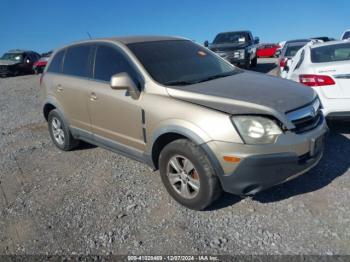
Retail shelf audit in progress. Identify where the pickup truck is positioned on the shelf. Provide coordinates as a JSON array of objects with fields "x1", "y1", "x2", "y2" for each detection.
[{"x1": 204, "y1": 31, "x2": 259, "y2": 69}]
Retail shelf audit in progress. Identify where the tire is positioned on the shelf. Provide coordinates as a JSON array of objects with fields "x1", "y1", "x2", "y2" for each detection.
[
  {"x1": 251, "y1": 56, "x2": 258, "y2": 67},
  {"x1": 48, "y1": 109, "x2": 79, "y2": 151},
  {"x1": 243, "y1": 58, "x2": 251, "y2": 69},
  {"x1": 159, "y1": 139, "x2": 222, "y2": 210}
]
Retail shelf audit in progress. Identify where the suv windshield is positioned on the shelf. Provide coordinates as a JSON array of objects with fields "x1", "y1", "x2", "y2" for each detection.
[
  {"x1": 213, "y1": 32, "x2": 249, "y2": 44},
  {"x1": 311, "y1": 43, "x2": 350, "y2": 63},
  {"x1": 1, "y1": 53, "x2": 23, "y2": 62},
  {"x1": 127, "y1": 40, "x2": 237, "y2": 85}
]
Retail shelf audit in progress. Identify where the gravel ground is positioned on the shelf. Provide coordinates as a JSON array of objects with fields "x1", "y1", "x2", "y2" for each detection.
[{"x1": 0, "y1": 62, "x2": 349, "y2": 255}]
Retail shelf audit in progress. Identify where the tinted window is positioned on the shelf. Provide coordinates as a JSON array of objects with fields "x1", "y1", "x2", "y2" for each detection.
[
  {"x1": 343, "y1": 32, "x2": 350, "y2": 40},
  {"x1": 213, "y1": 32, "x2": 250, "y2": 44},
  {"x1": 62, "y1": 45, "x2": 92, "y2": 77},
  {"x1": 94, "y1": 45, "x2": 139, "y2": 83},
  {"x1": 1, "y1": 53, "x2": 23, "y2": 62},
  {"x1": 294, "y1": 50, "x2": 305, "y2": 70},
  {"x1": 47, "y1": 50, "x2": 65, "y2": 73},
  {"x1": 128, "y1": 40, "x2": 236, "y2": 85},
  {"x1": 311, "y1": 43, "x2": 350, "y2": 63},
  {"x1": 284, "y1": 44, "x2": 306, "y2": 57}
]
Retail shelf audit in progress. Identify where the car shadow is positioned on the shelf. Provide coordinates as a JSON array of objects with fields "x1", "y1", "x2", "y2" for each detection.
[
  {"x1": 208, "y1": 121, "x2": 350, "y2": 210},
  {"x1": 74, "y1": 141, "x2": 97, "y2": 151}
]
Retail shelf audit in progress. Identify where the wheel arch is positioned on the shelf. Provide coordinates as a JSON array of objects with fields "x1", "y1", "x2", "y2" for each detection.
[
  {"x1": 149, "y1": 125, "x2": 216, "y2": 170},
  {"x1": 42, "y1": 98, "x2": 65, "y2": 122}
]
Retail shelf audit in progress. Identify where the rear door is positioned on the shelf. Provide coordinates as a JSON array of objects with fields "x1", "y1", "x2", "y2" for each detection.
[{"x1": 55, "y1": 44, "x2": 94, "y2": 132}]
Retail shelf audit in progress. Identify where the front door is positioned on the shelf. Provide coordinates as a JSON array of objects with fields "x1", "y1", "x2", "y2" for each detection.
[{"x1": 88, "y1": 44, "x2": 145, "y2": 151}]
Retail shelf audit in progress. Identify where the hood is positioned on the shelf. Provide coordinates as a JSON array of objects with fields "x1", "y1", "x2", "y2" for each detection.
[
  {"x1": 209, "y1": 43, "x2": 249, "y2": 52},
  {"x1": 0, "y1": 60, "x2": 20, "y2": 66},
  {"x1": 166, "y1": 71, "x2": 316, "y2": 123}
]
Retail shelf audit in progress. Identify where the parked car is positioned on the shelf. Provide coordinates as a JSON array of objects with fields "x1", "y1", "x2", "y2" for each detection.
[
  {"x1": 341, "y1": 29, "x2": 350, "y2": 40},
  {"x1": 41, "y1": 36, "x2": 327, "y2": 210},
  {"x1": 257, "y1": 43, "x2": 280, "y2": 58},
  {"x1": 285, "y1": 40, "x2": 350, "y2": 120},
  {"x1": 0, "y1": 49, "x2": 40, "y2": 77},
  {"x1": 278, "y1": 39, "x2": 312, "y2": 77},
  {"x1": 311, "y1": 36, "x2": 335, "y2": 42},
  {"x1": 275, "y1": 41, "x2": 286, "y2": 57},
  {"x1": 33, "y1": 51, "x2": 52, "y2": 74},
  {"x1": 204, "y1": 31, "x2": 259, "y2": 69}
]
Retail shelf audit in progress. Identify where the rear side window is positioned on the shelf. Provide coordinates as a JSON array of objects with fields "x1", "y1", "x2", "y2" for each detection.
[
  {"x1": 294, "y1": 50, "x2": 305, "y2": 71},
  {"x1": 342, "y1": 31, "x2": 350, "y2": 40},
  {"x1": 285, "y1": 44, "x2": 305, "y2": 57},
  {"x1": 94, "y1": 45, "x2": 139, "y2": 83},
  {"x1": 311, "y1": 43, "x2": 350, "y2": 63},
  {"x1": 47, "y1": 50, "x2": 65, "y2": 73},
  {"x1": 63, "y1": 45, "x2": 93, "y2": 77}
]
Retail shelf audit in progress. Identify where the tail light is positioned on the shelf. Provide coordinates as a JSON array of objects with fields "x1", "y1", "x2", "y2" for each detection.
[
  {"x1": 299, "y1": 74, "x2": 335, "y2": 87},
  {"x1": 39, "y1": 72, "x2": 45, "y2": 87},
  {"x1": 279, "y1": 58, "x2": 287, "y2": 68}
]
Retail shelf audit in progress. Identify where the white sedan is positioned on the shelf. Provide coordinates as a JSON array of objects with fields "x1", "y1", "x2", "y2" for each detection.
[{"x1": 285, "y1": 40, "x2": 350, "y2": 119}]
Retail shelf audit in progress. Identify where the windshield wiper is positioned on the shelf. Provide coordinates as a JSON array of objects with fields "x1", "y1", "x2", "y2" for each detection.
[
  {"x1": 195, "y1": 72, "x2": 236, "y2": 84},
  {"x1": 164, "y1": 72, "x2": 236, "y2": 86},
  {"x1": 164, "y1": 80, "x2": 197, "y2": 86}
]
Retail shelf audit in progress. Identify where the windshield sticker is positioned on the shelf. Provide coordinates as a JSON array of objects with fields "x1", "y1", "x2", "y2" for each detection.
[{"x1": 238, "y1": 37, "x2": 245, "y2": 43}]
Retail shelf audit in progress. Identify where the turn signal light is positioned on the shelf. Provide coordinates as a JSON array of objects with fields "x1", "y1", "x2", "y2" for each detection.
[{"x1": 223, "y1": 156, "x2": 241, "y2": 163}]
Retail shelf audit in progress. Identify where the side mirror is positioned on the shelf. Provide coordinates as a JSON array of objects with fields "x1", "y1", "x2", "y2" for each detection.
[
  {"x1": 284, "y1": 65, "x2": 290, "y2": 72},
  {"x1": 110, "y1": 72, "x2": 140, "y2": 100},
  {"x1": 204, "y1": 40, "x2": 209, "y2": 47},
  {"x1": 254, "y1": 37, "x2": 260, "y2": 44}
]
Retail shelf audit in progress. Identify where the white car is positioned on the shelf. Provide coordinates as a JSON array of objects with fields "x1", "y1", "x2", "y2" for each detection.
[
  {"x1": 286, "y1": 40, "x2": 350, "y2": 119},
  {"x1": 341, "y1": 29, "x2": 350, "y2": 40}
]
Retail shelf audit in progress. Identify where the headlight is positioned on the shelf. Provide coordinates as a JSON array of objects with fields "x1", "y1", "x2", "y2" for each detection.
[
  {"x1": 234, "y1": 49, "x2": 245, "y2": 59},
  {"x1": 232, "y1": 116, "x2": 282, "y2": 144}
]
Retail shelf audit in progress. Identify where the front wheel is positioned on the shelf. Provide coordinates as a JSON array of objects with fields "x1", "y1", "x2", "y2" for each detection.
[
  {"x1": 159, "y1": 139, "x2": 222, "y2": 210},
  {"x1": 251, "y1": 56, "x2": 258, "y2": 67}
]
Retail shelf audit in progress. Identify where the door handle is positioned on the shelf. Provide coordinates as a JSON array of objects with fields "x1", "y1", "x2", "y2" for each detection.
[
  {"x1": 90, "y1": 92, "x2": 98, "y2": 101},
  {"x1": 56, "y1": 85, "x2": 63, "y2": 92}
]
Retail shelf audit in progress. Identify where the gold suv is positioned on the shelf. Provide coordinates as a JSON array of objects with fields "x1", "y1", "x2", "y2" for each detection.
[{"x1": 41, "y1": 36, "x2": 327, "y2": 210}]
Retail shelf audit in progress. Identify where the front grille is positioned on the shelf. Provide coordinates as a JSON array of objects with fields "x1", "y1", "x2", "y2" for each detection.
[
  {"x1": 292, "y1": 112, "x2": 322, "y2": 134},
  {"x1": 0, "y1": 66, "x2": 7, "y2": 72},
  {"x1": 286, "y1": 98, "x2": 323, "y2": 134}
]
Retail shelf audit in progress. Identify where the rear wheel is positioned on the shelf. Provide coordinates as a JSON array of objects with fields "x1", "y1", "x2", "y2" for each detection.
[
  {"x1": 48, "y1": 109, "x2": 79, "y2": 151},
  {"x1": 159, "y1": 139, "x2": 222, "y2": 210}
]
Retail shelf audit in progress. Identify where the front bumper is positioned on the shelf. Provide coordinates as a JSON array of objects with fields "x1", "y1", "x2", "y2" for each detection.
[
  {"x1": 215, "y1": 52, "x2": 247, "y2": 64},
  {"x1": 0, "y1": 68, "x2": 10, "y2": 76},
  {"x1": 205, "y1": 119, "x2": 328, "y2": 195}
]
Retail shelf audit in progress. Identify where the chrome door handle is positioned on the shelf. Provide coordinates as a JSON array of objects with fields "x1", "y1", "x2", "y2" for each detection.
[
  {"x1": 56, "y1": 85, "x2": 63, "y2": 92},
  {"x1": 90, "y1": 92, "x2": 98, "y2": 101}
]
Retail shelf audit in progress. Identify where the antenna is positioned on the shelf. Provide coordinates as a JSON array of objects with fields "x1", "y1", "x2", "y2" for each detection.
[{"x1": 87, "y1": 32, "x2": 92, "y2": 39}]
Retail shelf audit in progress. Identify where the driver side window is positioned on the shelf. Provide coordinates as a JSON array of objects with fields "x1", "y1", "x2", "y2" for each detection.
[{"x1": 94, "y1": 44, "x2": 140, "y2": 87}]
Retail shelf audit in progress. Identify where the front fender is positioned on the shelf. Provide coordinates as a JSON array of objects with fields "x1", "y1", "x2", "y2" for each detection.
[{"x1": 148, "y1": 119, "x2": 212, "y2": 152}]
